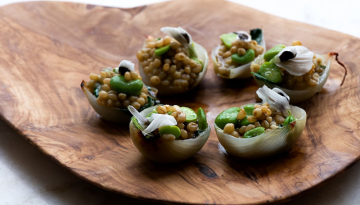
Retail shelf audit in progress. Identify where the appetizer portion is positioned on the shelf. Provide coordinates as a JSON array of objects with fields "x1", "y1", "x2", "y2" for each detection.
[
  {"x1": 215, "y1": 85, "x2": 306, "y2": 159},
  {"x1": 251, "y1": 41, "x2": 347, "y2": 103},
  {"x1": 81, "y1": 60, "x2": 159, "y2": 123},
  {"x1": 137, "y1": 27, "x2": 208, "y2": 95},
  {"x1": 212, "y1": 28, "x2": 265, "y2": 79},
  {"x1": 129, "y1": 104, "x2": 210, "y2": 163}
]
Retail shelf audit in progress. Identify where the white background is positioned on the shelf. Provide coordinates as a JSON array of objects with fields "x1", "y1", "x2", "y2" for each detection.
[
  {"x1": 0, "y1": 0, "x2": 358, "y2": 38},
  {"x1": 1, "y1": 0, "x2": 360, "y2": 204}
]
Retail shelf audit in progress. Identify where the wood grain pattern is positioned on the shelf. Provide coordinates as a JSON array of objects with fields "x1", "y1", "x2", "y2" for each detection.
[{"x1": 0, "y1": 0, "x2": 359, "y2": 204}]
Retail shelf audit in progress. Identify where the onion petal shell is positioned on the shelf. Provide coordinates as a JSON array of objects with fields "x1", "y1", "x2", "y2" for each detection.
[
  {"x1": 252, "y1": 53, "x2": 331, "y2": 103},
  {"x1": 215, "y1": 105, "x2": 306, "y2": 159},
  {"x1": 129, "y1": 106, "x2": 211, "y2": 163},
  {"x1": 212, "y1": 34, "x2": 266, "y2": 79},
  {"x1": 81, "y1": 81, "x2": 158, "y2": 123}
]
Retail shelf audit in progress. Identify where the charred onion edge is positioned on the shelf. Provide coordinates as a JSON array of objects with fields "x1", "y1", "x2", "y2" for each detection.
[
  {"x1": 289, "y1": 121, "x2": 296, "y2": 129},
  {"x1": 329, "y1": 52, "x2": 347, "y2": 86}
]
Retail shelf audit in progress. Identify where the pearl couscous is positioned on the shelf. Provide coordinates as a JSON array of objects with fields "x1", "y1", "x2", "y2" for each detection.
[{"x1": 137, "y1": 36, "x2": 203, "y2": 90}]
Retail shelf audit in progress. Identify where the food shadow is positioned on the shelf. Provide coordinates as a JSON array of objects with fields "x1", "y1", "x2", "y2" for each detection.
[
  {"x1": 219, "y1": 142, "x2": 307, "y2": 181},
  {"x1": 85, "y1": 115, "x2": 131, "y2": 138},
  {"x1": 131, "y1": 154, "x2": 203, "y2": 180}
]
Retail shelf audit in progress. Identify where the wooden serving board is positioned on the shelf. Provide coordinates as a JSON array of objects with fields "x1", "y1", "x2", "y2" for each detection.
[{"x1": 0, "y1": 0, "x2": 359, "y2": 204}]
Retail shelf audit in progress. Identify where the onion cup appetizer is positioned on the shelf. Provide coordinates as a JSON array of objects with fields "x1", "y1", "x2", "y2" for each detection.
[
  {"x1": 214, "y1": 85, "x2": 306, "y2": 159},
  {"x1": 81, "y1": 60, "x2": 159, "y2": 123},
  {"x1": 251, "y1": 41, "x2": 347, "y2": 103},
  {"x1": 137, "y1": 27, "x2": 209, "y2": 95},
  {"x1": 128, "y1": 104, "x2": 210, "y2": 163},
  {"x1": 212, "y1": 28, "x2": 266, "y2": 79}
]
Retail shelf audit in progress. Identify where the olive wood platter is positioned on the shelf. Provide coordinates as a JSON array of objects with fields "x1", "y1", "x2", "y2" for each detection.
[{"x1": 0, "y1": 0, "x2": 359, "y2": 204}]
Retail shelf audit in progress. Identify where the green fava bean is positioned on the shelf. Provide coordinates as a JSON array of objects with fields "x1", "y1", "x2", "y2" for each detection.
[
  {"x1": 264, "y1": 44, "x2": 286, "y2": 62},
  {"x1": 220, "y1": 33, "x2": 238, "y2": 48},
  {"x1": 197, "y1": 107, "x2": 208, "y2": 130},
  {"x1": 110, "y1": 75, "x2": 143, "y2": 96},
  {"x1": 243, "y1": 104, "x2": 255, "y2": 115},
  {"x1": 283, "y1": 115, "x2": 296, "y2": 126},
  {"x1": 215, "y1": 107, "x2": 240, "y2": 129},
  {"x1": 155, "y1": 44, "x2": 171, "y2": 56},
  {"x1": 231, "y1": 49, "x2": 255, "y2": 65},
  {"x1": 259, "y1": 62, "x2": 283, "y2": 83},
  {"x1": 239, "y1": 104, "x2": 254, "y2": 126},
  {"x1": 159, "y1": 126, "x2": 181, "y2": 139},
  {"x1": 181, "y1": 107, "x2": 197, "y2": 122},
  {"x1": 243, "y1": 127, "x2": 265, "y2": 138},
  {"x1": 239, "y1": 118, "x2": 251, "y2": 126}
]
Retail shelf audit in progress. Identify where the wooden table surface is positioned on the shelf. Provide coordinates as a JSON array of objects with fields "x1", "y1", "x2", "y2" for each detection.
[{"x1": 0, "y1": 0, "x2": 359, "y2": 204}]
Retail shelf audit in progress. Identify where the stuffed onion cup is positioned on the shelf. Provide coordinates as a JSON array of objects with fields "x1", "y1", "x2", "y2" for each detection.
[
  {"x1": 81, "y1": 60, "x2": 159, "y2": 123},
  {"x1": 251, "y1": 41, "x2": 347, "y2": 103},
  {"x1": 129, "y1": 104, "x2": 210, "y2": 163},
  {"x1": 215, "y1": 85, "x2": 306, "y2": 159},
  {"x1": 137, "y1": 27, "x2": 209, "y2": 95},
  {"x1": 212, "y1": 28, "x2": 266, "y2": 79}
]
